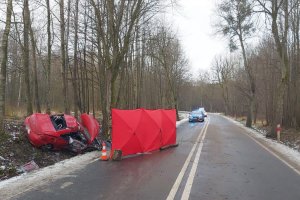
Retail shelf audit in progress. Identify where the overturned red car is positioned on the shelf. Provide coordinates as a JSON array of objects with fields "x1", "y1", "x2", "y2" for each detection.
[{"x1": 24, "y1": 113, "x2": 101, "y2": 153}]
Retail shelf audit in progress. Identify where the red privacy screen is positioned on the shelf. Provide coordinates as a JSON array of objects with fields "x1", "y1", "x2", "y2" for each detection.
[{"x1": 111, "y1": 109, "x2": 176, "y2": 157}]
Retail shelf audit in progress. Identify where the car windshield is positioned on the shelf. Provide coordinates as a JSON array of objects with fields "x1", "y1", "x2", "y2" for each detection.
[
  {"x1": 50, "y1": 115, "x2": 67, "y2": 130},
  {"x1": 191, "y1": 111, "x2": 202, "y2": 115}
]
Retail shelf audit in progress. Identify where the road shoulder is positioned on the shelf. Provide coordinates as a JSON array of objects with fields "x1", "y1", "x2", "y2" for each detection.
[{"x1": 218, "y1": 113, "x2": 300, "y2": 176}]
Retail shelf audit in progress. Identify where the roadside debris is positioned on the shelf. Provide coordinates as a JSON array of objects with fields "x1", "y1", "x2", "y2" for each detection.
[
  {"x1": 111, "y1": 150, "x2": 122, "y2": 161},
  {"x1": 160, "y1": 143, "x2": 179, "y2": 151},
  {"x1": 19, "y1": 160, "x2": 39, "y2": 173},
  {"x1": 0, "y1": 156, "x2": 6, "y2": 161}
]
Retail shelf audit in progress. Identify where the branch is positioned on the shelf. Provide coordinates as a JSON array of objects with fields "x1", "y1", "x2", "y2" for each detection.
[{"x1": 256, "y1": 0, "x2": 272, "y2": 15}]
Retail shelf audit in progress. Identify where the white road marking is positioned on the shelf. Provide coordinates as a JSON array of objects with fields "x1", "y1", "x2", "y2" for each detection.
[
  {"x1": 166, "y1": 118, "x2": 210, "y2": 200},
  {"x1": 221, "y1": 114, "x2": 300, "y2": 176},
  {"x1": 181, "y1": 119, "x2": 209, "y2": 200},
  {"x1": 60, "y1": 181, "x2": 73, "y2": 189},
  {"x1": 240, "y1": 128, "x2": 300, "y2": 176}
]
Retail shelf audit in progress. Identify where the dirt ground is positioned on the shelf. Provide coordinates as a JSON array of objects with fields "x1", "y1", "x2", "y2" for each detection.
[
  {"x1": 235, "y1": 117, "x2": 300, "y2": 152},
  {"x1": 280, "y1": 129, "x2": 300, "y2": 151}
]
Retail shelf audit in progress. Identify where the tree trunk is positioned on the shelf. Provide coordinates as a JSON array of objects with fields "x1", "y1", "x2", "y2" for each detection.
[
  {"x1": 29, "y1": 16, "x2": 41, "y2": 113},
  {"x1": 60, "y1": 0, "x2": 69, "y2": 114},
  {"x1": 239, "y1": 33, "x2": 255, "y2": 128},
  {"x1": 17, "y1": 74, "x2": 22, "y2": 108},
  {"x1": 246, "y1": 97, "x2": 255, "y2": 127},
  {"x1": 90, "y1": 0, "x2": 109, "y2": 137},
  {"x1": 268, "y1": 1, "x2": 290, "y2": 137},
  {"x1": 23, "y1": 0, "x2": 33, "y2": 116},
  {"x1": 0, "y1": 0, "x2": 13, "y2": 133},
  {"x1": 91, "y1": 36, "x2": 95, "y2": 117},
  {"x1": 65, "y1": 0, "x2": 71, "y2": 114},
  {"x1": 72, "y1": 0, "x2": 81, "y2": 118},
  {"x1": 83, "y1": 2, "x2": 89, "y2": 113},
  {"x1": 221, "y1": 84, "x2": 230, "y2": 115},
  {"x1": 92, "y1": 66, "x2": 95, "y2": 117},
  {"x1": 45, "y1": 0, "x2": 52, "y2": 114}
]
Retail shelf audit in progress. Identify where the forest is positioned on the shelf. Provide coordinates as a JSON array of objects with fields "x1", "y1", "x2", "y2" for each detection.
[
  {"x1": 0, "y1": 0, "x2": 191, "y2": 136},
  {"x1": 0, "y1": 0, "x2": 299, "y2": 137}
]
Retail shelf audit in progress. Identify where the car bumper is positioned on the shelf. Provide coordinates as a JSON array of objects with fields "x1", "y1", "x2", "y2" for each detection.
[{"x1": 189, "y1": 117, "x2": 204, "y2": 122}]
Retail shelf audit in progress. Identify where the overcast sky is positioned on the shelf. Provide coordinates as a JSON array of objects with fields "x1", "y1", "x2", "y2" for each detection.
[{"x1": 166, "y1": 0, "x2": 228, "y2": 76}]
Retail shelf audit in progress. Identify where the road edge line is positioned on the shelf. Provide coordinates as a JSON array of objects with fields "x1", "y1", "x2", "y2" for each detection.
[
  {"x1": 240, "y1": 129, "x2": 300, "y2": 176},
  {"x1": 219, "y1": 114, "x2": 300, "y2": 176}
]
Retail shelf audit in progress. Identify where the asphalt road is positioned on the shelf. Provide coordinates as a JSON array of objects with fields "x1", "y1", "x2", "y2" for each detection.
[{"x1": 11, "y1": 114, "x2": 300, "y2": 200}]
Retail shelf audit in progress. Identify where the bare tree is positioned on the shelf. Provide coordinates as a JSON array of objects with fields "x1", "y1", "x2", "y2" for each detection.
[
  {"x1": 216, "y1": 0, "x2": 256, "y2": 127},
  {"x1": 0, "y1": 0, "x2": 197, "y2": 128},
  {"x1": 23, "y1": 0, "x2": 33, "y2": 115},
  {"x1": 90, "y1": 0, "x2": 164, "y2": 135},
  {"x1": 29, "y1": 12, "x2": 41, "y2": 113},
  {"x1": 255, "y1": 0, "x2": 290, "y2": 136},
  {"x1": 45, "y1": 0, "x2": 52, "y2": 114},
  {"x1": 149, "y1": 25, "x2": 188, "y2": 120},
  {"x1": 0, "y1": 0, "x2": 13, "y2": 133},
  {"x1": 211, "y1": 56, "x2": 234, "y2": 115},
  {"x1": 60, "y1": 0, "x2": 69, "y2": 114},
  {"x1": 71, "y1": 0, "x2": 81, "y2": 118}
]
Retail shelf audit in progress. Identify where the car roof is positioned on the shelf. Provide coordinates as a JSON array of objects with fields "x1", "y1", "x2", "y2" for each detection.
[{"x1": 191, "y1": 110, "x2": 203, "y2": 114}]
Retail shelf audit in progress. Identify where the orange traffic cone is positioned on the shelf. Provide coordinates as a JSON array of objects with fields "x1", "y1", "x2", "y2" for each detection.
[{"x1": 100, "y1": 142, "x2": 109, "y2": 161}]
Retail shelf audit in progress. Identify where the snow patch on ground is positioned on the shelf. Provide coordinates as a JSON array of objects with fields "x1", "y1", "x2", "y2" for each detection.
[
  {"x1": 0, "y1": 151, "x2": 100, "y2": 200},
  {"x1": 177, "y1": 112, "x2": 189, "y2": 127},
  {"x1": 176, "y1": 118, "x2": 188, "y2": 127},
  {"x1": 221, "y1": 114, "x2": 300, "y2": 167}
]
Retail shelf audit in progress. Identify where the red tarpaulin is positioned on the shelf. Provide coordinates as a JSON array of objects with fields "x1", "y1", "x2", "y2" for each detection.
[{"x1": 111, "y1": 109, "x2": 176, "y2": 157}]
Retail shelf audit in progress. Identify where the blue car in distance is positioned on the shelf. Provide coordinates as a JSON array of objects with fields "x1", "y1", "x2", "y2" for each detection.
[
  {"x1": 198, "y1": 107, "x2": 207, "y2": 117},
  {"x1": 189, "y1": 110, "x2": 205, "y2": 122}
]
